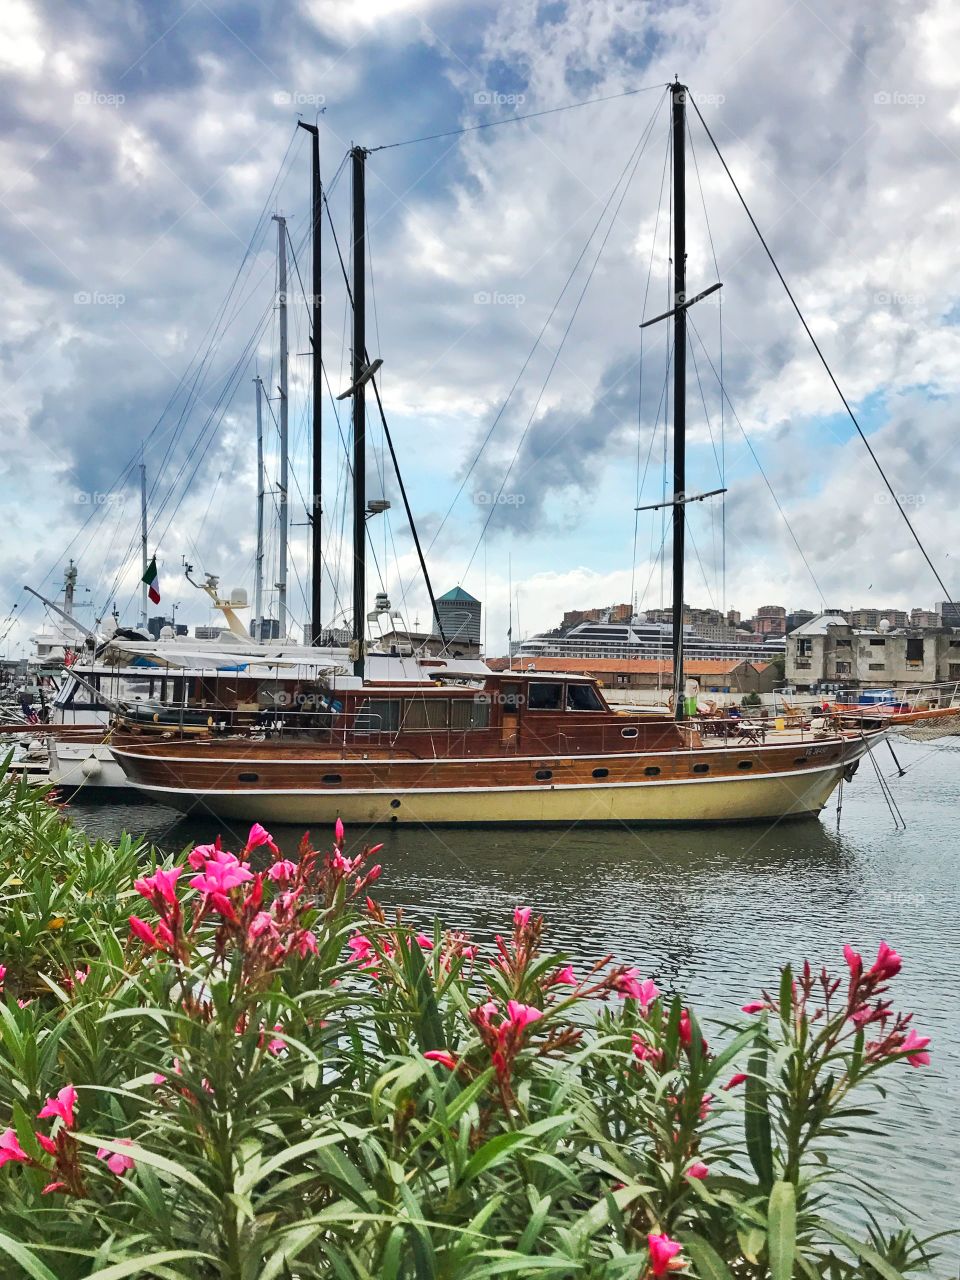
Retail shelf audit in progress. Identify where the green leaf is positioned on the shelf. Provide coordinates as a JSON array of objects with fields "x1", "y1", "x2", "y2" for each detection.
[
  {"x1": 85, "y1": 1253, "x2": 215, "y2": 1280},
  {"x1": 0, "y1": 1232, "x2": 59, "y2": 1280},
  {"x1": 71, "y1": 1134, "x2": 217, "y2": 1200},
  {"x1": 820, "y1": 1222, "x2": 912, "y2": 1280},
  {"x1": 744, "y1": 1041, "x2": 774, "y2": 1191},
  {"x1": 768, "y1": 1181, "x2": 796, "y2": 1280},
  {"x1": 681, "y1": 1232, "x2": 736, "y2": 1280}
]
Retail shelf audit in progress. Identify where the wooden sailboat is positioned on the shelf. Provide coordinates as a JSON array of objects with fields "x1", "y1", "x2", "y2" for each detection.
[{"x1": 108, "y1": 85, "x2": 888, "y2": 826}]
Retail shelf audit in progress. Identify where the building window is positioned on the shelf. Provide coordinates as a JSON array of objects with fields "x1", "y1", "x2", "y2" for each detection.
[
  {"x1": 950, "y1": 663, "x2": 960, "y2": 680},
  {"x1": 906, "y1": 638, "x2": 924, "y2": 662},
  {"x1": 797, "y1": 638, "x2": 813, "y2": 657},
  {"x1": 836, "y1": 638, "x2": 851, "y2": 649},
  {"x1": 835, "y1": 661, "x2": 851, "y2": 675},
  {"x1": 869, "y1": 637, "x2": 885, "y2": 647},
  {"x1": 868, "y1": 663, "x2": 885, "y2": 671}
]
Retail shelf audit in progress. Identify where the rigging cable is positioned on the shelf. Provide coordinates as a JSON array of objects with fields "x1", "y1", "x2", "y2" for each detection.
[{"x1": 691, "y1": 99, "x2": 956, "y2": 611}]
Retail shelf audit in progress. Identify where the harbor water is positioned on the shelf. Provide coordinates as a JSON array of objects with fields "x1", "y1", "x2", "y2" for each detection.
[{"x1": 67, "y1": 735, "x2": 960, "y2": 1249}]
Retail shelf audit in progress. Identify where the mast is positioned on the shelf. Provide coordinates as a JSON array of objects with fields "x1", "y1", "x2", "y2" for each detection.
[
  {"x1": 297, "y1": 121, "x2": 323, "y2": 645},
  {"x1": 253, "y1": 375, "x2": 265, "y2": 643},
  {"x1": 350, "y1": 146, "x2": 367, "y2": 679},
  {"x1": 272, "y1": 213, "x2": 289, "y2": 640},
  {"x1": 139, "y1": 461, "x2": 148, "y2": 628},
  {"x1": 670, "y1": 81, "x2": 687, "y2": 719}
]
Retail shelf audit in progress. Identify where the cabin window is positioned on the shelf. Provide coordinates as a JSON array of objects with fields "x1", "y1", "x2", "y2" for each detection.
[
  {"x1": 354, "y1": 698, "x2": 401, "y2": 731},
  {"x1": 402, "y1": 699, "x2": 448, "y2": 730},
  {"x1": 501, "y1": 683, "x2": 523, "y2": 712},
  {"x1": 906, "y1": 638, "x2": 924, "y2": 661},
  {"x1": 566, "y1": 683, "x2": 605, "y2": 711},
  {"x1": 527, "y1": 682, "x2": 563, "y2": 710},
  {"x1": 450, "y1": 697, "x2": 491, "y2": 730}
]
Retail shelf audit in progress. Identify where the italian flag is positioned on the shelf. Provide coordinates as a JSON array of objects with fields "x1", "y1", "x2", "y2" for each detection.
[{"x1": 142, "y1": 555, "x2": 161, "y2": 605}]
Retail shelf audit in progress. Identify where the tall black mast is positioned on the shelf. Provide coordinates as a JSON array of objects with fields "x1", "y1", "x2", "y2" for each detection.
[
  {"x1": 670, "y1": 81, "x2": 687, "y2": 719},
  {"x1": 350, "y1": 145, "x2": 367, "y2": 679},
  {"x1": 297, "y1": 121, "x2": 323, "y2": 645}
]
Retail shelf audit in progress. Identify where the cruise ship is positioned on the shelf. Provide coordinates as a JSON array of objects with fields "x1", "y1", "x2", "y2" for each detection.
[{"x1": 515, "y1": 615, "x2": 786, "y2": 664}]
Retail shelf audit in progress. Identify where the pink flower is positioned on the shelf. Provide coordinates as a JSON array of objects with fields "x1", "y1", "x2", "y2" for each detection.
[
  {"x1": 506, "y1": 1000, "x2": 542, "y2": 1031},
  {"x1": 248, "y1": 911, "x2": 277, "y2": 940},
  {"x1": 552, "y1": 964, "x2": 577, "y2": 986},
  {"x1": 41, "y1": 1181, "x2": 66, "y2": 1195},
  {"x1": 723, "y1": 1072, "x2": 748, "y2": 1091},
  {"x1": 187, "y1": 839, "x2": 221, "y2": 869},
  {"x1": 741, "y1": 1000, "x2": 767, "y2": 1014},
  {"x1": 900, "y1": 1029, "x2": 931, "y2": 1067},
  {"x1": 38, "y1": 1085, "x2": 77, "y2": 1129},
  {"x1": 0, "y1": 964, "x2": 6, "y2": 986},
  {"x1": 474, "y1": 999, "x2": 498, "y2": 1024},
  {"x1": 631, "y1": 1033, "x2": 662, "y2": 1066},
  {"x1": 296, "y1": 930, "x2": 318, "y2": 958},
  {"x1": 647, "y1": 1232, "x2": 683, "y2": 1276},
  {"x1": 514, "y1": 906, "x2": 531, "y2": 928},
  {"x1": 348, "y1": 933, "x2": 374, "y2": 962},
  {"x1": 97, "y1": 1140, "x2": 135, "y2": 1176},
  {"x1": 34, "y1": 1131, "x2": 57, "y2": 1155},
  {"x1": 266, "y1": 860, "x2": 297, "y2": 883},
  {"x1": 245, "y1": 822, "x2": 278, "y2": 854},
  {"x1": 151, "y1": 1073, "x2": 167, "y2": 1086},
  {"x1": 868, "y1": 940, "x2": 902, "y2": 982},
  {"x1": 614, "y1": 967, "x2": 645, "y2": 1000},
  {"x1": 686, "y1": 1161, "x2": 709, "y2": 1179},
  {"x1": 189, "y1": 851, "x2": 254, "y2": 896},
  {"x1": 637, "y1": 978, "x2": 660, "y2": 1013},
  {"x1": 0, "y1": 1128, "x2": 29, "y2": 1167},
  {"x1": 416, "y1": 933, "x2": 434, "y2": 951},
  {"x1": 133, "y1": 866, "x2": 182, "y2": 905},
  {"x1": 128, "y1": 915, "x2": 160, "y2": 949},
  {"x1": 424, "y1": 1050, "x2": 457, "y2": 1070},
  {"x1": 334, "y1": 817, "x2": 345, "y2": 845},
  {"x1": 844, "y1": 943, "x2": 863, "y2": 979}
]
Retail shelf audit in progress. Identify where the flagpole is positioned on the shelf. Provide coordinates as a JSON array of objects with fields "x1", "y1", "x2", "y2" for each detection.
[{"x1": 140, "y1": 459, "x2": 148, "y2": 629}]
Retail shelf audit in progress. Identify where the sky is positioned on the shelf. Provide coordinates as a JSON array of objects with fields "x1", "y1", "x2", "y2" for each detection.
[{"x1": 2, "y1": 0, "x2": 960, "y2": 657}]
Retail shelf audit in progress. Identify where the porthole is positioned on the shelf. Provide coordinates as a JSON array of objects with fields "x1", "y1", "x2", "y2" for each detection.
[
  {"x1": 322, "y1": 773, "x2": 342, "y2": 784},
  {"x1": 238, "y1": 772, "x2": 259, "y2": 782},
  {"x1": 621, "y1": 726, "x2": 639, "y2": 739},
  {"x1": 535, "y1": 768, "x2": 553, "y2": 781},
  {"x1": 692, "y1": 763, "x2": 709, "y2": 774},
  {"x1": 644, "y1": 766, "x2": 661, "y2": 777},
  {"x1": 793, "y1": 757, "x2": 808, "y2": 766},
  {"x1": 737, "y1": 760, "x2": 753, "y2": 770},
  {"x1": 390, "y1": 798, "x2": 401, "y2": 809},
  {"x1": 592, "y1": 767, "x2": 609, "y2": 779}
]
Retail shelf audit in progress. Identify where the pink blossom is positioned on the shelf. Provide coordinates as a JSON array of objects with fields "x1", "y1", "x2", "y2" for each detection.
[
  {"x1": 245, "y1": 822, "x2": 278, "y2": 854},
  {"x1": 189, "y1": 851, "x2": 254, "y2": 896},
  {"x1": 34, "y1": 1131, "x2": 57, "y2": 1155},
  {"x1": 647, "y1": 1232, "x2": 683, "y2": 1276},
  {"x1": 128, "y1": 915, "x2": 160, "y2": 949},
  {"x1": 552, "y1": 964, "x2": 577, "y2": 986},
  {"x1": 416, "y1": 933, "x2": 434, "y2": 951},
  {"x1": 741, "y1": 1000, "x2": 767, "y2": 1014},
  {"x1": 0, "y1": 1128, "x2": 29, "y2": 1167},
  {"x1": 334, "y1": 817, "x2": 345, "y2": 845},
  {"x1": 514, "y1": 906, "x2": 531, "y2": 929},
  {"x1": 264, "y1": 1025, "x2": 285, "y2": 1055},
  {"x1": 74, "y1": 968, "x2": 88, "y2": 985},
  {"x1": 38, "y1": 1085, "x2": 77, "y2": 1129},
  {"x1": 97, "y1": 1140, "x2": 135, "y2": 1176},
  {"x1": 474, "y1": 999, "x2": 498, "y2": 1024},
  {"x1": 16, "y1": 998, "x2": 32, "y2": 1009},
  {"x1": 266, "y1": 860, "x2": 297, "y2": 883},
  {"x1": 631, "y1": 1033, "x2": 662, "y2": 1065},
  {"x1": 506, "y1": 1000, "x2": 542, "y2": 1030},
  {"x1": 843, "y1": 943, "x2": 863, "y2": 979},
  {"x1": 0, "y1": 964, "x2": 6, "y2": 986},
  {"x1": 424, "y1": 1050, "x2": 457, "y2": 1070},
  {"x1": 901, "y1": 1029, "x2": 931, "y2": 1067},
  {"x1": 723, "y1": 1072, "x2": 748, "y2": 1091},
  {"x1": 296, "y1": 930, "x2": 318, "y2": 958},
  {"x1": 187, "y1": 839, "x2": 221, "y2": 870},
  {"x1": 614, "y1": 967, "x2": 644, "y2": 1000},
  {"x1": 686, "y1": 1161, "x2": 709, "y2": 1179},
  {"x1": 41, "y1": 1181, "x2": 66, "y2": 1195},
  {"x1": 151, "y1": 1073, "x2": 167, "y2": 1086},
  {"x1": 868, "y1": 940, "x2": 902, "y2": 982},
  {"x1": 133, "y1": 866, "x2": 182, "y2": 905},
  {"x1": 636, "y1": 978, "x2": 660, "y2": 1013},
  {"x1": 348, "y1": 933, "x2": 375, "y2": 963}
]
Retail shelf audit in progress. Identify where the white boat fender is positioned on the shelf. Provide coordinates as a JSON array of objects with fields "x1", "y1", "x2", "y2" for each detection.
[{"x1": 81, "y1": 755, "x2": 102, "y2": 779}]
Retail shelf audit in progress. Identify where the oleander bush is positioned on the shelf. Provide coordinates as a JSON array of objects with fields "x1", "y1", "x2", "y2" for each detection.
[{"x1": 0, "y1": 767, "x2": 950, "y2": 1279}]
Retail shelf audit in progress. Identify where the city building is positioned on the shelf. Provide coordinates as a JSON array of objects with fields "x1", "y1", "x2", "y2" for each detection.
[
  {"x1": 939, "y1": 602, "x2": 960, "y2": 627},
  {"x1": 250, "y1": 619, "x2": 281, "y2": 641},
  {"x1": 785, "y1": 613, "x2": 960, "y2": 689},
  {"x1": 786, "y1": 609, "x2": 816, "y2": 632},
  {"x1": 434, "y1": 587, "x2": 482, "y2": 648},
  {"x1": 487, "y1": 656, "x2": 777, "y2": 696},
  {"x1": 376, "y1": 627, "x2": 481, "y2": 659},
  {"x1": 910, "y1": 608, "x2": 941, "y2": 628},
  {"x1": 148, "y1": 616, "x2": 188, "y2": 639},
  {"x1": 194, "y1": 625, "x2": 225, "y2": 640},
  {"x1": 753, "y1": 605, "x2": 787, "y2": 636}
]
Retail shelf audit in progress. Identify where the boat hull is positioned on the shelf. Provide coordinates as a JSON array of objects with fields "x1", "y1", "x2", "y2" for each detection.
[{"x1": 109, "y1": 736, "x2": 873, "y2": 826}]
